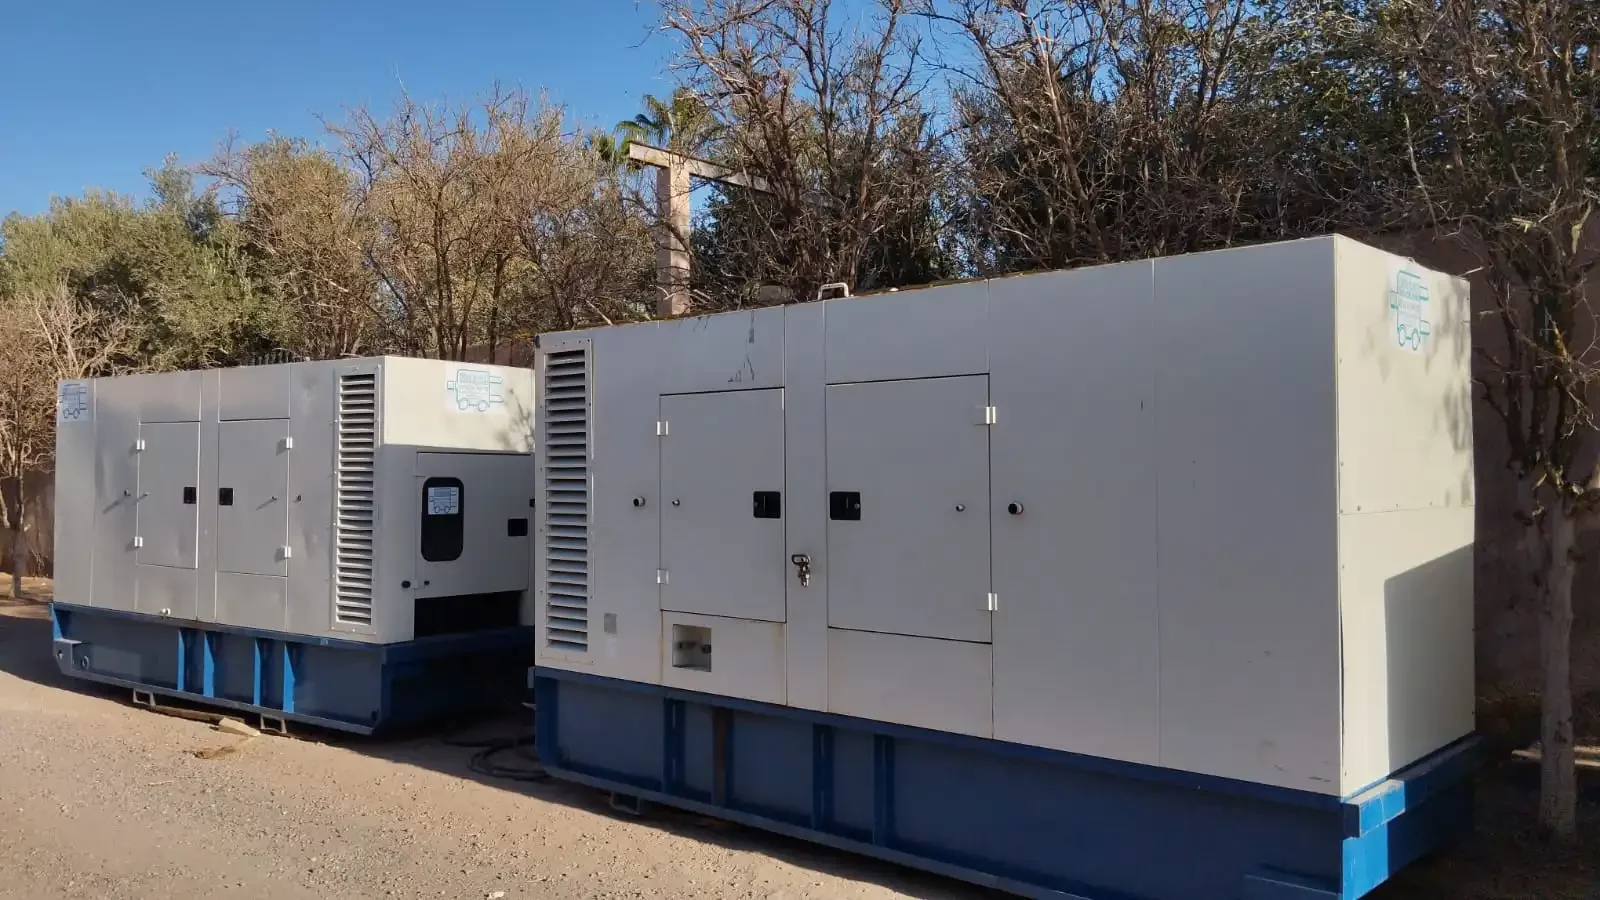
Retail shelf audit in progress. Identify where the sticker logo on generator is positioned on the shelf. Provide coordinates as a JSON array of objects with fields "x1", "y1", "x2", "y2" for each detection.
[
  {"x1": 1389, "y1": 266, "x2": 1432, "y2": 351},
  {"x1": 446, "y1": 367, "x2": 505, "y2": 412},
  {"x1": 57, "y1": 381, "x2": 91, "y2": 423}
]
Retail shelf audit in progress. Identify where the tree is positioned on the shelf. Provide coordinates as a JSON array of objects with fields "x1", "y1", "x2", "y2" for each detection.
[
  {"x1": 326, "y1": 89, "x2": 524, "y2": 359},
  {"x1": 918, "y1": 0, "x2": 1345, "y2": 274},
  {"x1": 0, "y1": 167, "x2": 269, "y2": 371},
  {"x1": 659, "y1": 0, "x2": 951, "y2": 298},
  {"x1": 617, "y1": 87, "x2": 721, "y2": 155},
  {"x1": 1364, "y1": 0, "x2": 1599, "y2": 841},
  {"x1": 201, "y1": 136, "x2": 381, "y2": 360},
  {"x1": 0, "y1": 303, "x2": 46, "y2": 598},
  {"x1": 0, "y1": 282, "x2": 129, "y2": 598},
  {"x1": 324, "y1": 87, "x2": 656, "y2": 358},
  {"x1": 493, "y1": 116, "x2": 657, "y2": 333}
]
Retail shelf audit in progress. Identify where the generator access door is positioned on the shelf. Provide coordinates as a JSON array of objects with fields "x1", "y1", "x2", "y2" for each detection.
[
  {"x1": 826, "y1": 375, "x2": 993, "y2": 643},
  {"x1": 216, "y1": 419, "x2": 291, "y2": 577},
  {"x1": 134, "y1": 421, "x2": 201, "y2": 570},
  {"x1": 659, "y1": 388, "x2": 787, "y2": 622}
]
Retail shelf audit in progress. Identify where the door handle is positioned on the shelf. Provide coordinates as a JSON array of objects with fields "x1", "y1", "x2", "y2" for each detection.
[
  {"x1": 790, "y1": 553, "x2": 812, "y2": 587},
  {"x1": 753, "y1": 491, "x2": 782, "y2": 519},
  {"x1": 829, "y1": 491, "x2": 861, "y2": 521}
]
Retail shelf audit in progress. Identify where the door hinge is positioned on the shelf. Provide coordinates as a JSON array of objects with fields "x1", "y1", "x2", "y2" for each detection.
[
  {"x1": 283, "y1": 436, "x2": 294, "y2": 450},
  {"x1": 656, "y1": 420, "x2": 669, "y2": 437},
  {"x1": 280, "y1": 545, "x2": 292, "y2": 560},
  {"x1": 656, "y1": 568, "x2": 669, "y2": 585},
  {"x1": 986, "y1": 592, "x2": 999, "y2": 612},
  {"x1": 975, "y1": 406, "x2": 997, "y2": 426},
  {"x1": 134, "y1": 438, "x2": 147, "y2": 451},
  {"x1": 132, "y1": 535, "x2": 144, "y2": 549}
]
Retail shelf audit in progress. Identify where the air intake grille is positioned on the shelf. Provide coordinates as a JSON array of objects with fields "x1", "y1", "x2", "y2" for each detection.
[
  {"x1": 542, "y1": 347, "x2": 590, "y2": 652},
  {"x1": 334, "y1": 373, "x2": 378, "y2": 627}
]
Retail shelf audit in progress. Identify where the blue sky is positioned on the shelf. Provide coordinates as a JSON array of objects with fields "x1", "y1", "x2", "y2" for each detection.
[{"x1": 0, "y1": 0, "x2": 675, "y2": 215}]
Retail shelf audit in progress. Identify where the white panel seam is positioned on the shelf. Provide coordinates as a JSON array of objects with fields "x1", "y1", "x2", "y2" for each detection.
[
  {"x1": 1150, "y1": 258, "x2": 1162, "y2": 771},
  {"x1": 1334, "y1": 237, "x2": 1348, "y2": 791}
]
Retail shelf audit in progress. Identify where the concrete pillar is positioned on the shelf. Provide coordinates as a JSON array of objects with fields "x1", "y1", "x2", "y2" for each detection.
[{"x1": 656, "y1": 161, "x2": 692, "y2": 318}]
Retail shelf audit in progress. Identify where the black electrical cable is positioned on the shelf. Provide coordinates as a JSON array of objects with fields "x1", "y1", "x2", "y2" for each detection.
[
  {"x1": 467, "y1": 733, "x2": 549, "y2": 783},
  {"x1": 440, "y1": 704, "x2": 549, "y2": 783}
]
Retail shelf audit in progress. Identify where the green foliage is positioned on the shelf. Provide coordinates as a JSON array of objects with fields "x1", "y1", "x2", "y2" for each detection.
[
  {"x1": 0, "y1": 90, "x2": 656, "y2": 372},
  {"x1": 615, "y1": 88, "x2": 719, "y2": 155},
  {"x1": 205, "y1": 135, "x2": 379, "y2": 359},
  {"x1": 693, "y1": 169, "x2": 959, "y2": 304},
  {"x1": 0, "y1": 160, "x2": 272, "y2": 370}
]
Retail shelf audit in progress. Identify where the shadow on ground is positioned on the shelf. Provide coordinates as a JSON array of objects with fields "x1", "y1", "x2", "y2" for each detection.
[
  {"x1": 363, "y1": 716, "x2": 997, "y2": 900},
  {"x1": 2, "y1": 600, "x2": 1594, "y2": 900},
  {"x1": 1372, "y1": 764, "x2": 1599, "y2": 900},
  {"x1": 0, "y1": 604, "x2": 992, "y2": 899},
  {"x1": 1, "y1": 595, "x2": 67, "y2": 684}
]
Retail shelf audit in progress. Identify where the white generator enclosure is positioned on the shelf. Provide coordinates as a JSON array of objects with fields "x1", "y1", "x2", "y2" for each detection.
[
  {"x1": 533, "y1": 235, "x2": 1474, "y2": 797},
  {"x1": 54, "y1": 356, "x2": 536, "y2": 645}
]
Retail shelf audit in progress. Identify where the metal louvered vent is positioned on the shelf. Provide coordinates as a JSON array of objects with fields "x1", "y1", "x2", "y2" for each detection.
[
  {"x1": 334, "y1": 373, "x2": 378, "y2": 627},
  {"x1": 542, "y1": 347, "x2": 591, "y2": 652}
]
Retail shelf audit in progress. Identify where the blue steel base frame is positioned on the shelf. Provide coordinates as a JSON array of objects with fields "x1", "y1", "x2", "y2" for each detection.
[
  {"x1": 533, "y1": 667, "x2": 1479, "y2": 900},
  {"x1": 51, "y1": 603, "x2": 533, "y2": 734}
]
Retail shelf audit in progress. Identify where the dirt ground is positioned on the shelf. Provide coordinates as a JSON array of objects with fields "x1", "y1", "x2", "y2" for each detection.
[{"x1": 1, "y1": 580, "x2": 1594, "y2": 899}]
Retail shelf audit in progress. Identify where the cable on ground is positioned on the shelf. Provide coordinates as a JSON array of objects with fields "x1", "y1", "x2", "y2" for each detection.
[
  {"x1": 440, "y1": 703, "x2": 549, "y2": 783},
  {"x1": 466, "y1": 733, "x2": 549, "y2": 783}
]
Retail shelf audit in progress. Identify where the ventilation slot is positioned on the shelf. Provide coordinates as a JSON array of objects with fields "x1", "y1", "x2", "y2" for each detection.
[
  {"x1": 542, "y1": 348, "x2": 590, "y2": 652},
  {"x1": 334, "y1": 373, "x2": 378, "y2": 627}
]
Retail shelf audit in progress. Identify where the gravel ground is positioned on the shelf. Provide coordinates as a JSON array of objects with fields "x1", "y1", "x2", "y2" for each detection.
[
  {"x1": 1, "y1": 582, "x2": 1592, "y2": 899},
  {"x1": 0, "y1": 593, "x2": 980, "y2": 900}
]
